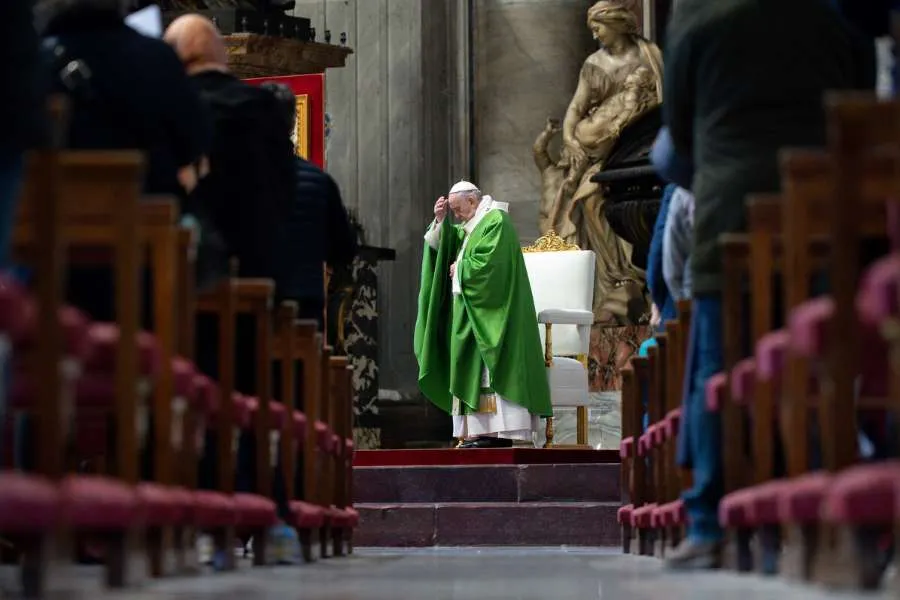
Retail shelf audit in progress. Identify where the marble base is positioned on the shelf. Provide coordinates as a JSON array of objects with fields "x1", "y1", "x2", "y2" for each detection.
[
  {"x1": 353, "y1": 427, "x2": 381, "y2": 450},
  {"x1": 536, "y1": 392, "x2": 621, "y2": 450}
]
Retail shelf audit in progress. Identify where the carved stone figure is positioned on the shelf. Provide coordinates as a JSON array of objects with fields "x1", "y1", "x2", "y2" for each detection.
[{"x1": 534, "y1": 1, "x2": 662, "y2": 324}]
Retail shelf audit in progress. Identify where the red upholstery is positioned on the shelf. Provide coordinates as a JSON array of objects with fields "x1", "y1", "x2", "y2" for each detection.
[
  {"x1": 193, "y1": 490, "x2": 237, "y2": 528},
  {"x1": 822, "y1": 461, "x2": 900, "y2": 525},
  {"x1": 171, "y1": 357, "x2": 198, "y2": 399},
  {"x1": 719, "y1": 489, "x2": 754, "y2": 527},
  {"x1": 345, "y1": 437, "x2": 355, "y2": 457},
  {"x1": 650, "y1": 505, "x2": 665, "y2": 529},
  {"x1": 617, "y1": 504, "x2": 633, "y2": 525},
  {"x1": 730, "y1": 358, "x2": 756, "y2": 405},
  {"x1": 619, "y1": 436, "x2": 634, "y2": 459},
  {"x1": 650, "y1": 423, "x2": 665, "y2": 447},
  {"x1": 345, "y1": 506, "x2": 359, "y2": 527},
  {"x1": 234, "y1": 493, "x2": 278, "y2": 528},
  {"x1": 637, "y1": 432, "x2": 650, "y2": 457},
  {"x1": 789, "y1": 296, "x2": 888, "y2": 395},
  {"x1": 667, "y1": 499, "x2": 686, "y2": 525},
  {"x1": 83, "y1": 324, "x2": 162, "y2": 378},
  {"x1": 857, "y1": 253, "x2": 900, "y2": 324},
  {"x1": 245, "y1": 398, "x2": 287, "y2": 430},
  {"x1": 748, "y1": 480, "x2": 793, "y2": 526},
  {"x1": 192, "y1": 374, "x2": 220, "y2": 415},
  {"x1": 755, "y1": 330, "x2": 790, "y2": 381},
  {"x1": 663, "y1": 408, "x2": 681, "y2": 440},
  {"x1": 327, "y1": 505, "x2": 352, "y2": 528},
  {"x1": 330, "y1": 433, "x2": 343, "y2": 457},
  {"x1": 59, "y1": 475, "x2": 142, "y2": 530},
  {"x1": 0, "y1": 277, "x2": 34, "y2": 343},
  {"x1": 778, "y1": 472, "x2": 831, "y2": 523},
  {"x1": 704, "y1": 372, "x2": 727, "y2": 411},
  {"x1": 293, "y1": 411, "x2": 307, "y2": 441},
  {"x1": 16, "y1": 305, "x2": 94, "y2": 360},
  {"x1": 290, "y1": 500, "x2": 325, "y2": 529},
  {"x1": 315, "y1": 421, "x2": 332, "y2": 452},
  {"x1": 0, "y1": 472, "x2": 60, "y2": 532},
  {"x1": 210, "y1": 393, "x2": 252, "y2": 429},
  {"x1": 630, "y1": 503, "x2": 656, "y2": 528},
  {"x1": 136, "y1": 483, "x2": 191, "y2": 527}
]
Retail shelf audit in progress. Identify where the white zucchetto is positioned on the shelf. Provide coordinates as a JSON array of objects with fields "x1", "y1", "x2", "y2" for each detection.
[{"x1": 449, "y1": 180, "x2": 480, "y2": 195}]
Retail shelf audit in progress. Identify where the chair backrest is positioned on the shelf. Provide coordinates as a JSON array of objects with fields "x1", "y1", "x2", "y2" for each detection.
[{"x1": 521, "y1": 232, "x2": 596, "y2": 356}]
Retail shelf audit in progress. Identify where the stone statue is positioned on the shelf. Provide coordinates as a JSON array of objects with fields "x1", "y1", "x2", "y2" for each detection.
[
  {"x1": 534, "y1": 1, "x2": 662, "y2": 324},
  {"x1": 149, "y1": 0, "x2": 294, "y2": 13}
]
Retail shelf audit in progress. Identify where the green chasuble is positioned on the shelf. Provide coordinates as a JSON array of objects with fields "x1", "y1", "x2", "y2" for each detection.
[{"x1": 414, "y1": 209, "x2": 552, "y2": 418}]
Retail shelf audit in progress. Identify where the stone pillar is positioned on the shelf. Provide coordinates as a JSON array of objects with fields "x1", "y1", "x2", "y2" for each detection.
[{"x1": 473, "y1": 0, "x2": 595, "y2": 243}]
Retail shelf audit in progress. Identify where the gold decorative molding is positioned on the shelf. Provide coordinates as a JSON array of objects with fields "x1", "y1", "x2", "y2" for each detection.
[
  {"x1": 522, "y1": 230, "x2": 581, "y2": 253},
  {"x1": 293, "y1": 94, "x2": 310, "y2": 159}
]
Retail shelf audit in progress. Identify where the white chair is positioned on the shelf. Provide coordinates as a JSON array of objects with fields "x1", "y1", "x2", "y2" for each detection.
[{"x1": 522, "y1": 231, "x2": 596, "y2": 447}]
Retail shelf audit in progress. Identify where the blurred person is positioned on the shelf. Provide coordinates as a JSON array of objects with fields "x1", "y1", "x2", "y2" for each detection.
[
  {"x1": 259, "y1": 81, "x2": 358, "y2": 328},
  {"x1": 663, "y1": 0, "x2": 876, "y2": 569}
]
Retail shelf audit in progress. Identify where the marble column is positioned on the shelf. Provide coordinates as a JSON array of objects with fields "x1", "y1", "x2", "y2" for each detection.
[{"x1": 473, "y1": 0, "x2": 596, "y2": 243}]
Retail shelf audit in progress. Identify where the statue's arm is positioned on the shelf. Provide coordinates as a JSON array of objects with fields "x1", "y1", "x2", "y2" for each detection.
[{"x1": 561, "y1": 64, "x2": 598, "y2": 147}]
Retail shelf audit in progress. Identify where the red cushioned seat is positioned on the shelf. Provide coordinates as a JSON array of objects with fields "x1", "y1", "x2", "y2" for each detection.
[
  {"x1": 650, "y1": 422, "x2": 665, "y2": 447},
  {"x1": 637, "y1": 432, "x2": 650, "y2": 457},
  {"x1": 344, "y1": 437, "x2": 354, "y2": 457},
  {"x1": 83, "y1": 324, "x2": 162, "y2": 377},
  {"x1": 315, "y1": 421, "x2": 332, "y2": 452},
  {"x1": 651, "y1": 504, "x2": 666, "y2": 528},
  {"x1": 789, "y1": 296, "x2": 888, "y2": 395},
  {"x1": 290, "y1": 500, "x2": 325, "y2": 529},
  {"x1": 619, "y1": 436, "x2": 634, "y2": 459},
  {"x1": 0, "y1": 277, "x2": 34, "y2": 343},
  {"x1": 193, "y1": 491, "x2": 237, "y2": 528},
  {"x1": 234, "y1": 493, "x2": 278, "y2": 528},
  {"x1": 209, "y1": 393, "x2": 252, "y2": 429},
  {"x1": 327, "y1": 505, "x2": 352, "y2": 528},
  {"x1": 778, "y1": 472, "x2": 831, "y2": 523},
  {"x1": 171, "y1": 357, "x2": 198, "y2": 399},
  {"x1": 719, "y1": 488, "x2": 754, "y2": 527},
  {"x1": 617, "y1": 504, "x2": 633, "y2": 525},
  {"x1": 345, "y1": 506, "x2": 359, "y2": 528},
  {"x1": 667, "y1": 499, "x2": 686, "y2": 525},
  {"x1": 59, "y1": 475, "x2": 142, "y2": 529},
  {"x1": 630, "y1": 503, "x2": 656, "y2": 528},
  {"x1": 730, "y1": 358, "x2": 756, "y2": 405},
  {"x1": 136, "y1": 483, "x2": 191, "y2": 527},
  {"x1": 748, "y1": 480, "x2": 793, "y2": 526},
  {"x1": 0, "y1": 472, "x2": 60, "y2": 532},
  {"x1": 16, "y1": 304, "x2": 94, "y2": 360},
  {"x1": 822, "y1": 461, "x2": 900, "y2": 525},
  {"x1": 857, "y1": 253, "x2": 900, "y2": 325},
  {"x1": 330, "y1": 433, "x2": 342, "y2": 457},
  {"x1": 245, "y1": 398, "x2": 287, "y2": 430},
  {"x1": 293, "y1": 411, "x2": 307, "y2": 442},
  {"x1": 192, "y1": 374, "x2": 220, "y2": 415},
  {"x1": 755, "y1": 330, "x2": 790, "y2": 382},
  {"x1": 663, "y1": 409, "x2": 681, "y2": 440},
  {"x1": 705, "y1": 372, "x2": 727, "y2": 411}
]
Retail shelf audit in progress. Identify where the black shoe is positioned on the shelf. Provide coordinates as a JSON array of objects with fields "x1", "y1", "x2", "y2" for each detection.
[{"x1": 459, "y1": 436, "x2": 513, "y2": 449}]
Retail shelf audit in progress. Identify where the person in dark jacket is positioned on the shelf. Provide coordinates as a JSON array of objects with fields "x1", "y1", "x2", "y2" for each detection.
[
  {"x1": 663, "y1": 0, "x2": 876, "y2": 569},
  {"x1": 260, "y1": 81, "x2": 359, "y2": 328},
  {"x1": 37, "y1": 0, "x2": 211, "y2": 323}
]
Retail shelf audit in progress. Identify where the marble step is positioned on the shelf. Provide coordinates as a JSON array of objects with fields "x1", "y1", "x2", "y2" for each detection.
[
  {"x1": 354, "y1": 501, "x2": 620, "y2": 547},
  {"x1": 353, "y1": 463, "x2": 620, "y2": 504}
]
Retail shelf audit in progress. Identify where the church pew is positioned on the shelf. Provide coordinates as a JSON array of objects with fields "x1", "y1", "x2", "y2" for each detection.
[
  {"x1": 618, "y1": 364, "x2": 637, "y2": 553},
  {"x1": 12, "y1": 149, "x2": 151, "y2": 589},
  {"x1": 629, "y1": 355, "x2": 654, "y2": 555},
  {"x1": 0, "y1": 97, "x2": 69, "y2": 598}
]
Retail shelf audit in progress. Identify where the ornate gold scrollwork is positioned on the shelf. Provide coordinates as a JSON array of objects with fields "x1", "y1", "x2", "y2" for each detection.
[{"x1": 522, "y1": 230, "x2": 581, "y2": 253}]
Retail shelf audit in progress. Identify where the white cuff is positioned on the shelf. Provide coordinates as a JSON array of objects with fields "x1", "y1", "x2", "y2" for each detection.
[
  {"x1": 537, "y1": 308, "x2": 594, "y2": 326},
  {"x1": 424, "y1": 220, "x2": 441, "y2": 249},
  {"x1": 452, "y1": 260, "x2": 462, "y2": 295}
]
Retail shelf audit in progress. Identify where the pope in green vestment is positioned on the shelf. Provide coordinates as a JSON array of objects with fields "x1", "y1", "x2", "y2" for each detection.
[{"x1": 414, "y1": 181, "x2": 552, "y2": 445}]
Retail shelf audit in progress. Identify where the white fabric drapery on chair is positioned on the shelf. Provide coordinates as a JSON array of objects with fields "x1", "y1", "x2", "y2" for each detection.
[{"x1": 522, "y1": 232, "x2": 596, "y2": 447}]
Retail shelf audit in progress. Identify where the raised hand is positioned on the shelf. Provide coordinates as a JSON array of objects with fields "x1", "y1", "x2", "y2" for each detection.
[{"x1": 434, "y1": 196, "x2": 448, "y2": 223}]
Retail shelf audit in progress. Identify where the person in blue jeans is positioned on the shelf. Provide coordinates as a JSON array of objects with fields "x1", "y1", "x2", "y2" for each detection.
[{"x1": 661, "y1": 0, "x2": 874, "y2": 569}]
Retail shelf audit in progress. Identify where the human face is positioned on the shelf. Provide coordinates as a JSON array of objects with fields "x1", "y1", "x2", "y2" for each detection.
[
  {"x1": 589, "y1": 20, "x2": 617, "y2": 48},
  {"x1": 448, "y1": 192, "x2": 479, "y2": 222}
]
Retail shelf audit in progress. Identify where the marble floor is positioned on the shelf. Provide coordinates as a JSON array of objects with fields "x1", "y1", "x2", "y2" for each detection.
[{"x1": 12, "y1": 547, "x2": 891, "y2": 600}]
